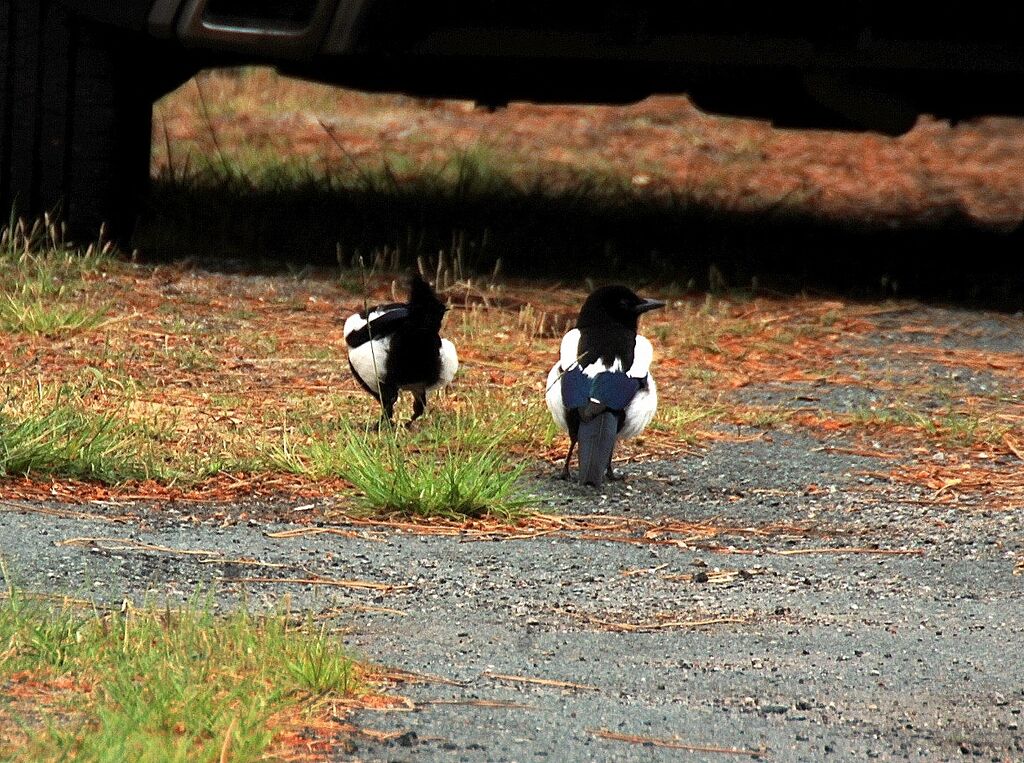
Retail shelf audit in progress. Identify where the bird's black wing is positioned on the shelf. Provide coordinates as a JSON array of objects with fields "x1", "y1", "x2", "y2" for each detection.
[
  {"x1": 345, "y1": 306, "x2": 410, "y2": 348},
  {"x1": 576, "y1": 371, "x2": 641, "y2": 423},
  {"x1": 560, "y1": 365, "x2": 590, "y2": 410},
  {"x1": 589, "y1": 372, "x2": 641, "y2": 411}
]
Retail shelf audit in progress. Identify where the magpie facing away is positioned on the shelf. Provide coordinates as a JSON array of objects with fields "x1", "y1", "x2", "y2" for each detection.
[
  {"x1": 546, "y1": 285, "x2": 665, "y2": 487},
  {"x1": 344, "y1": 273, "x2": 458, "y2": 426}
]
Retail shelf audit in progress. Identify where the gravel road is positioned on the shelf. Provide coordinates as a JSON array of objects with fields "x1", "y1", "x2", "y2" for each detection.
[{"x1": 1, "y1": 304, "x2": 1022, "y2": 762}]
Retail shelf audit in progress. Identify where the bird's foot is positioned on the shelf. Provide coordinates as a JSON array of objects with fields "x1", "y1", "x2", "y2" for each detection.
[
  {"x1": 605, "y1": 467, "x2": 625, "y2": 482},
  {"x1": 371, "y1": 417, "x2": 395, "y2": 433}
]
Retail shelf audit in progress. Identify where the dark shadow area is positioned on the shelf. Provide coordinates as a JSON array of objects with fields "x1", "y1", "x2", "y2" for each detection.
[{"x1": 134, "y1": 175, "x2": 1024, "y2": 311}]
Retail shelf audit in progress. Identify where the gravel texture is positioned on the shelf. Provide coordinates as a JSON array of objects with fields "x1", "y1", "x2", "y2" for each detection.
[{"x1": 1, "y1": 429, "x2": 1021, "y2": 762}]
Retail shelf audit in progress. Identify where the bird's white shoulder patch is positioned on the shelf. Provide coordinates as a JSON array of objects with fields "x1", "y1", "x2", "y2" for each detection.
[
  {"x1": 558, "y1": 329, "x2": 582, "y2": 370},
  {"x1": 345, "y1": 307, "x2": 390, "y2": 393},
  {"x1": 545, "y1": 361, "x2": 569, "y2": 432},
  {"x1": 431, "y1": 338, "x2": 459, "y2": 391},
  {"x1": 344, "y1": 305, "x2": 406, "y2": 343},
  {"x1": 343, "y1": 311, "x2": 367, "y2": 341},
  {"x1": 628, "y1": 335, "x2": 654, "y2": 378},
  {"x1": 546, "y1": 329, "x2": 582, "y2": 433},
  {"x1": 582, "y1": 357, "x2": 622, "y2": 376}
]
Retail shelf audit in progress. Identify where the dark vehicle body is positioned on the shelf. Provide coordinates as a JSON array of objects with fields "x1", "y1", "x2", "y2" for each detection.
[{"x1": 5, "y1": 1, "x2": 1024, "y2": 239}]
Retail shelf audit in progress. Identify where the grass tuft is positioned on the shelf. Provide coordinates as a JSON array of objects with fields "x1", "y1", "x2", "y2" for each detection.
[
  {"x1": 651, "y1": 401, "x2": 726, "y2": 442},
  {"x1": 851, "y1": 404, "x2": 1009, "y2": 448},
  {"x1": 0, "y1": 215, "x2": 112, "y2": 336},
  {"x1": 0, "y1": 581, "x2": 359, "y2": 762},
  {"x1": 0, "y1": 386, "x2": 165, "y2": 483},
  {"x1": 269, "y1": 412, "x2": 533, "y2": 519}
]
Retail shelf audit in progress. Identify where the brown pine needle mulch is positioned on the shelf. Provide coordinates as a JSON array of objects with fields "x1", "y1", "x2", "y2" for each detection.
[{"x1": 3, "y1": 73, "x2": 1024, "y2": 517}]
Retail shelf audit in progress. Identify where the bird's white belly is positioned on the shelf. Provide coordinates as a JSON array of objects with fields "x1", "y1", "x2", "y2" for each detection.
[
  {"x1": 545, "y1": 362, "x2": 570, "y2": 432},
  {"x1": 429, "y1": 338, "x2": 459, "y2": 391},
  {"x1": 348, "y1": 336, "x2": 391, "y2": 394},
  {"x1": 618, "y1": 375, "x2": 657, "y2": 439}
]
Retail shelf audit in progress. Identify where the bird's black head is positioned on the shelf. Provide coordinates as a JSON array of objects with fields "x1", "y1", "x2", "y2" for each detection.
[
  {"x1": 407, "y1": 271, "x2": 448, "y2": 330},
  {"x1": 576, "y1": 285, "x2": 665, "y2": 331}
]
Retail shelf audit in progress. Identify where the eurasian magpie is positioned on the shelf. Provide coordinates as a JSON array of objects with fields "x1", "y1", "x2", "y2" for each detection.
[
  {"x1": 344, "y1": 273, "x2": 458, "y2": 427},
  {"x1": 545, "y1": 285, "x2": 664, "y2": 487}
]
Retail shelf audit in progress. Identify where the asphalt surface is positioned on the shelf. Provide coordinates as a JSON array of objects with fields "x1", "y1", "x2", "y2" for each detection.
[{"x1": 1, "y1": 304, "x2": 1022, "y2": 762}]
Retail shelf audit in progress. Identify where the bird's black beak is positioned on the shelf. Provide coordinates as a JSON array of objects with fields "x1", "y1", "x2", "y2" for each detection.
[{"x1": 633, "y1": 298, "x2": 666, "y2": 315}]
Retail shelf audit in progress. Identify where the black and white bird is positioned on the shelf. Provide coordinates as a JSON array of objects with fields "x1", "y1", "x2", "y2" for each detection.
[
  {"x1": 344, "y1": 273, "x2": 458, "y2": 427},
  {"x1": 546, "y1": 285, "x2": 664, "y2": 487}
]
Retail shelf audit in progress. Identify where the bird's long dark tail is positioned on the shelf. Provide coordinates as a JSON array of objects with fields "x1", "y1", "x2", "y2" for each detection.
[{"x1": 577, "y1": 410, "x2": 618, "y2": 488}]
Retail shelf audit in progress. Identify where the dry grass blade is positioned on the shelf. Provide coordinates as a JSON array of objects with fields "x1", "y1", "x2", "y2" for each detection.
[
  {"x1": 591, "y1": 728, "x2": 766, "y2": 757},
  {"x1": 313, "y1": 603, "x2": 407, "y2": 617},
  {"x1": 483, "y1": 671, "x2": 598, "y2": 692},
  {"x1": 356, "y1": 728, "x2": 411, "y2": 742},
  {"x1": 57, "y1": 537, "x2": 222, "y2": 557},
  {"x1": 419, "y1": 699, "x2": 534, "y2": 709},
  {"x1": 583, "y1": 615, "x2": 749, "y2": 632},
  {"x1": 620, "y1": 563, "x2": 669, "y2": 577},
  {"x1": 264, "y1": 527, "x2": 387, "y2": 542},
  {"x1": 0, "y1": 500, "x2": 133, "y2": 523},
  {"x1": 221, "y1": 576, "x2": 412, "y2": 593},
  {"x1": 1003, "y1": 433, "x2": 1024, "y2": 461},
  {"x1": 374, "y1": 668, "x2": 467, "y2": 687},
  {"x1": 196, "y1": 557, "x2": 295, "y2": 569},
  {"x1": 335, "y1": 695, "x2": 417, "y2": 712},
  {"x1": 0, "y1": 590, "x2": 118, "y2": 610},
  {"x1": 774, "y1": 547, "x2": 923, "y2": 556},
  {"x1": 218, "y1": 716, "x2": 237, "y2": 763}
]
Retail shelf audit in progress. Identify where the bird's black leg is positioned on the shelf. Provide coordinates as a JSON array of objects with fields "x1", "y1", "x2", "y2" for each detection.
[
  {"x1": 560, "y1": 438, "x2": 577, "y2": 480},
  {"x1": 374, "y1": 385, "x2": 399, "y2": 430},
  {"x1": 605, "y1": 454, "x2": 625, "y2": 482},
  {"x1": 403, "y1": 389, "x2": 428, "y2": 426}
]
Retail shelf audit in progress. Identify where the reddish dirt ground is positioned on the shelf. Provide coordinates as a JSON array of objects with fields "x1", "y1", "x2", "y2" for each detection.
[{"x1": 154, "y1": 68, "x2": 1024, "y2": 229}]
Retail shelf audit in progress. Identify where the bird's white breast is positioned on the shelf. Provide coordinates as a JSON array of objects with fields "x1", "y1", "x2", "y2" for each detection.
[
  {"x1": 619, "y1": 334, "x2": 657, "y2": 438},
  {"x1": 348, "y1": 336, "x2": 390, "y2": 393},
  {"x1": 430, "y1": 338, "x2": 459, "y2": 391},
  {"x1": 619, "y1": 374, "x2": 657, "y2": 439},
  {"x1": 546, "y1": 361, "x2": 569, "y2": 432},
  {"x1": 345, "y1": 305, "x2": 406, "y2": 394},
  {"x1": 628, "y1": 335, "x2": 654, "y2": 378}
]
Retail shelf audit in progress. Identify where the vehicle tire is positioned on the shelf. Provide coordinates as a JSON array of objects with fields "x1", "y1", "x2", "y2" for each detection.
[{"x1": 0, "y1": 1, "x2": 154, "y2": 245}]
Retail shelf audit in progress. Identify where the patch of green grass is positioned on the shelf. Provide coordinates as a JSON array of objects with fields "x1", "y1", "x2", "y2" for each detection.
[
  {"x1": 851, "y1": 405, "x2": 934, "y2": 431},
  {"x1": 0, "y1": 216, "x2": 112, "y2": 336},
  {"x1": 938, "y1": 410, "x2": 985, "y2": 447},
  {"x1": 652, "y1": 402, "x2": 725, "y2": 441},
  {"x1": 268, "y1": 410, "x2": 533, "y2": 519},
  {"x1": 683, "y1": 366, "x2": 718, "y2": 384},
  {"x1": 0, "y1": 294, "x2": 109, "y2": 335},
  {"x1": 165, "y1": 343, "x2": 220, "y2": 373},
  {"x1": 731, "y1": 406, "x2": 795, "y2": 429},
  {"x1": 852, "y1": 403, "x2": 1009, "y2": 448},
  {"x1": 0, "y1": 387, "x2": 166, "y2": 483},
  {"x1": 0, "y1": 581, "x2": 359, "y2": 762}
]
